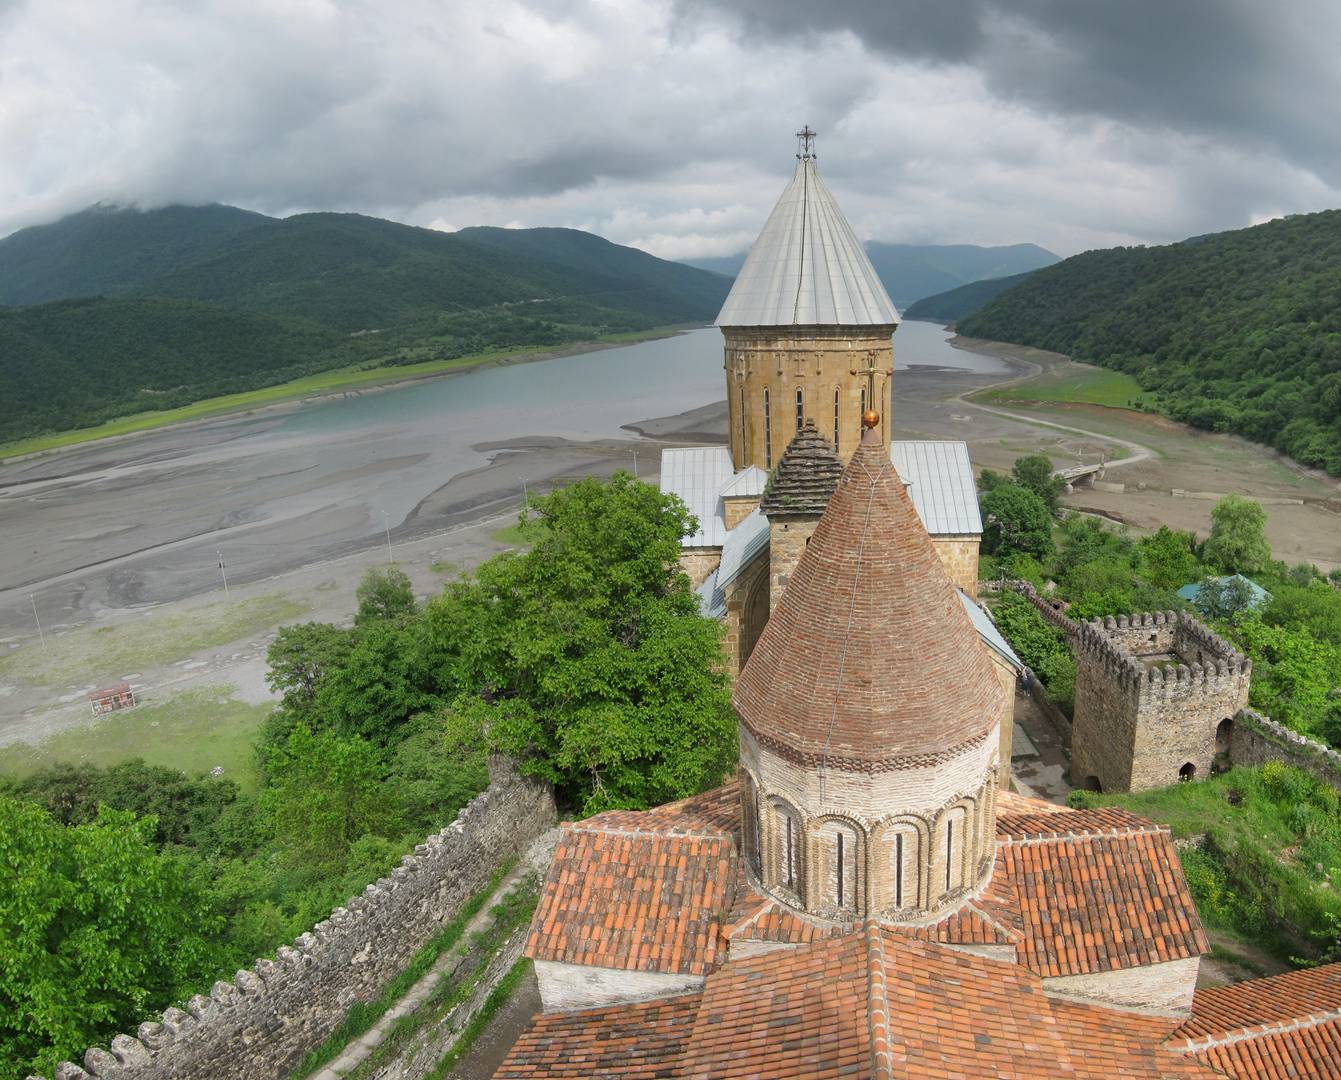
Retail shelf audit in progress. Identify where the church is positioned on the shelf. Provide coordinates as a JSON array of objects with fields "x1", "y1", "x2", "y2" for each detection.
[{"x1": 495, "y1": 135, "x2": 1341, "y2": 1079}]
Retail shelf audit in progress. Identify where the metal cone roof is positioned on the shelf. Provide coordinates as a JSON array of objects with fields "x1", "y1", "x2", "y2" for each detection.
[{"x1": 716, "y1": 158, "x2": 900, "y2": 328}]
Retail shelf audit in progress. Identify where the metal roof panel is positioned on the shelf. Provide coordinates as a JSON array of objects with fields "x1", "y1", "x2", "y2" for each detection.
[
  {"x1": 660, "y1": 447, "x2": 736, "y2": 547},
  {"x1": 890, "y1": 440, "x2": 983, "y2": 535}
]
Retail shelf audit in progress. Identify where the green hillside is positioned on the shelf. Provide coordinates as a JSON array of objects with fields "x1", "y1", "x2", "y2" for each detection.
[
  {"x1": 0, "y1": 204, "x2": 270, "y2": 306},
  {"x1": 0, "y1": 206, "x2": 730, "y2": 446},
  {"x1": 959, "y1": 210, "x2": 1341, "y2": 475},
  {"x1": 903, "y1": 270, "x2": 1038, "y2": 322}
]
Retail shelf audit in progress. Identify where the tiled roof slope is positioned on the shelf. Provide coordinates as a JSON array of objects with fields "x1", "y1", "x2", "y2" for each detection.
[
  {"x1": 1169, "y1": 963, "x2": 1341, "y2": 1080},
  {"x1": 493, "y1": 993, "x2": 701, "y2": 1079},
  {"x1": 527, "y1": 824, "x2": 735, "y2": 977},
  {"x1": 999, "y1": 822, "x2": 1208, "y2": 978},
  {"x1": 734, "y1": 426, "x2": 1006, "y2": 768},
  {"x1": 758, "y1": 421, "x2": 844, "y2": 517},
  {"x1": 504, "y1": 927, "x2": 1224, "y2": 1079},
  {"x1": 715, "y1": 157, "x2": 899, "y2": 328},
  {"x1": 1177, "y1": 963, "x2": 1341, "y2": 1038}
]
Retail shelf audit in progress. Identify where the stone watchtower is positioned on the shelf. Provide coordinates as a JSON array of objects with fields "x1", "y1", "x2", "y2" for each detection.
[
  {"x1": 716, "y1": 128, "x2": 899, "y2": 472},
  {"x1": 759, "y1": 420, "x2": 844, "y2": 611},
  {"x1": 734, "y1": 419, "x2": 1009, "y2": 923},
  {"x1": 1071, "y1": 612, "x2": 1252, "y2": 793}
]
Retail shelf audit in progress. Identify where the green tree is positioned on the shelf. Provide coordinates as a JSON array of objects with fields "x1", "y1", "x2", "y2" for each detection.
[
  {"x1": 354, "y1": 565, "x2": 416, "y2": 625},
  {"x1": 265, "y1": 622, "x2": 357, "y2": 717},
  {"x1": 980, "y1": 483, "x2": 1054, "y2": 559},
  {"x1": 311, "y1": 620, "x2": 435, "y2": 743},
  {"x1": 260, "y1": 726, "x2": 400, "y2": 869},
  {"x1": 0, "y1": 798, "x2": 218, "y2": 1078},
  {"x1": 1139, "y1": 526, "x2": 1202, "y2": 591},
  {"x1": 1011, "y1": 453, "x2": 1064, "y2": 511},
  {"x1": 1202, "y1": 495, "x2": 1272, "y2": 574},
  {"x1": 436, "y1": 473, "x2": 736, "y2": 813},
  {"x1": 1194, "y1": 576, "x2": 1257, "y2": 622}
]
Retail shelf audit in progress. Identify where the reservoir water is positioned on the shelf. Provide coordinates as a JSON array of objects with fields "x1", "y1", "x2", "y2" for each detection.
[{"x1": 0, "y1": 319, "x2": 1001, "y2": 618}]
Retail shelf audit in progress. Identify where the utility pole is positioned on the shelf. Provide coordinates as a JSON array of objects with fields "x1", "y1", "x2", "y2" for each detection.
[
  {"x1": 29, "y1": 594, "x2": 45, "y2": 648},
  {"x1": 632, "y1": 450, "x2": 639, "y2": 478},
  {"x1": 217, "y1": 552, "x2": 230, "y2": 599},
  {"x1": 522, "y1": 477, "x2": 529, "y2": 506},
  {"x1": 381, "y1": 510, "x2": 393, "y2": 565}
]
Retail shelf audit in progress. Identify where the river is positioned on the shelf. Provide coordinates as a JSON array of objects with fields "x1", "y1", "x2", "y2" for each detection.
[{"x1": 0, "y1": 319, "x2": 998, "y2": 631}]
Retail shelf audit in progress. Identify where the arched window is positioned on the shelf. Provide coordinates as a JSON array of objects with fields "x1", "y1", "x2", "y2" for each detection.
[
  {"x1": 819, "y1": 820, "x2": 861, "y2": 913},
  {"x1": 860, "y1": 387, "x2": 867, "y2": 417},
  {"x1": 890, "y1": 824, "x2": 920, "y2": 910},
  {"x1": 795, "y1": 388, "x2": 804, "y2": 432},
  {"x1": 1215, "y1": 717, "x2": 1233, "y2": 755},
  {"x1": 763, "y1": 389, "x2": 772, "y2": 468},
  {"x1": 833, "y1": 388, "x2": 841, "y2": 451},
  {"x1": 738, "y1": 385, "x2": 747, "y2": 464},
  {"x1": 941, "y1": 807, "x2": 968, "y2": 894},
  {"x1": 1179, "y1": 762, "x2": 1197, "y2": 782},
  {"x1": 770, "y1": 798, "x2": 803, "y2": 896},
  {"x1": 741, "y1": 773, "x2": 761, "y2": 877}
]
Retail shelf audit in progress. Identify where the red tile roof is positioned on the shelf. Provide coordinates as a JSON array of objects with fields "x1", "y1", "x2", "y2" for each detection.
[
  {"x1": 527, "y1": 823, "x2": 736, "y2": 976},
  {"x1": 1168, "y1": 964, "x2": 1341, "y2": 1080},
  {"x1": 996, "y1": 805, "x2": 1155, "y2": 839},
  {"x1": 493, "y1": 992, "x2": 701, "y2": 1079},
  {"x1": 999, "y1": 821, "x2": 1208, "y2": 978},
  {"x1": 1046, "y1": 999, "x2": 1219, "y2": 1079},
  {"x1": 733, "y1": 426, "x2": 1006, "y2": 771},
  {"x1": 1177, "y1": 963, "x2": 1341, "y2": 1039}
]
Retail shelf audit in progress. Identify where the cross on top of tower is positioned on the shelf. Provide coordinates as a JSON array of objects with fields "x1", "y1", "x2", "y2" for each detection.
[{"x1": 796, "y1": 125, "x2": 817, "y2": 160}]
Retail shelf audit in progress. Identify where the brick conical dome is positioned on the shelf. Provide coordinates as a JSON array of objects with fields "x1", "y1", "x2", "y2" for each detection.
[{"x1": 734, "y1": 426, "x2": 1005, "y2": 768}]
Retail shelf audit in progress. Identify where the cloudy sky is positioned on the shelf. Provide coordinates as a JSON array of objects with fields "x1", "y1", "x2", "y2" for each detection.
[{"x1": 2, "y1": 0, "x2": 1338, "y2": 258}]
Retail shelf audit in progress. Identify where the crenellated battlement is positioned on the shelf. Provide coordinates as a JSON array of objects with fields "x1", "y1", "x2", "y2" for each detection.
[
  {"x1": 32, "y1": 757, "x2": 555, "y2": 1080},
  {"x1": 1007, "y1": 580, "x2": 1081, "y2": 637},
  {"x1": 1070, "y1": 609, "x2": 1253, "y2": 793}
]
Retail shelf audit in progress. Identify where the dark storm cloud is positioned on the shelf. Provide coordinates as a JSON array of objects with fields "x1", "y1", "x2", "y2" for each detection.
[{"x1": 678, "y1": 0, "x2": 1341, "y2": 181}]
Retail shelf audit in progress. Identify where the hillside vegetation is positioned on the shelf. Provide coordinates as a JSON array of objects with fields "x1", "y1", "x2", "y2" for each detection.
[
  {"x1": 0, "y1": 206, "x2": 729, "y2": 445},
  {"x1": 902, "y1": 269, "x2": 1037, "y2": 322},
  {"x1": 959, "y1": 210, "x2": 1341, "y2": 474}
]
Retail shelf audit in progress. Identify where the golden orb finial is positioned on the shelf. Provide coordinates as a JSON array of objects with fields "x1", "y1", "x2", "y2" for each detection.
[{"x1": 861, "y1": 409, "x2": 880, "y2": 429}]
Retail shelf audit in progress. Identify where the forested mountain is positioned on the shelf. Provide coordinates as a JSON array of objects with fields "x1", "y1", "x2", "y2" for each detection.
[
  {"x1": 684, "y1": 242, "x2": 1058, "y2": 308},
  {"x1": 0, "y1": 204, "x2": 271, "y2": 306},
  {"x1": 959, "y1": 210, "x2": 1341, "y2": 474},
  {"x1": 0, "y1": 205, "x2": 730, "y2": 445},
  {"x1": 903, "y1": 270, "x2": 1038, "y2": 322}
]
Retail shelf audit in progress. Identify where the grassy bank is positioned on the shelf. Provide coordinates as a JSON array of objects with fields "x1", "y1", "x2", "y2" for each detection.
[
  {"x1": 974, "y1": 352, "x2": 1152, "y2": 410},
  {"x1": 0, "y1": 327, "x2": 682, "y2": 463},
  {"x1": 0, "y1": 686, "x2": 273, "y2": 792}
]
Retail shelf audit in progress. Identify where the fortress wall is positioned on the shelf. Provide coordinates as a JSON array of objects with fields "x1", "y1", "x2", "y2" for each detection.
[
  {"x1": 1230, "y1": 709, "x2": 1341, "y2": 792},
  {"x1": 1007, "y1": 581, "x2": 1081, "y2": 638},
  {"x1": 37, "y1": 758, "x2": 556, "y2": 1080}
]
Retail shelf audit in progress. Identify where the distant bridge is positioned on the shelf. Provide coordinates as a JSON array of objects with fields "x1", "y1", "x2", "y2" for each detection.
[{"x1": 1055, "y1": 461, "x2": 1108, "y2": 491}]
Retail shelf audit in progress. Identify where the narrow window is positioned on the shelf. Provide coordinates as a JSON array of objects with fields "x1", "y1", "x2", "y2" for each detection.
[
  {"x1": 836, "y1": 833, "x2": 845, "y2": 908},
  {"x1": 860, "y1": 387, "x2": 867, "y2": 417},
  {"x1": 738, "y1": 385, "x2": 746, "y2": 462},
  {"x1": 894, "y1": 832, "x2": 904, "y2": 908},
  {"x1": 944, "y1": 819, "x2": 954, "y2": 893},
  {"x1": 795, "y1": 388, "x2": 804, "y2": 432},
  {"x1": 784, "y1": 813, "x2": 795, "y2": 889},
  {"x1": 833, "y1": 388, "x2": 840, "y2": 451},
  {"x1": 763, "y1": 389, "x2": 772, "y2": 468}
]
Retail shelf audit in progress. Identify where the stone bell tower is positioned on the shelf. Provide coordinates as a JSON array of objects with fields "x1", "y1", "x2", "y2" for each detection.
[
  {"x1": 734, "y1": 416, "x2": 1008, "y2": 924},
  {"x1": 717, "y1": 127, "x2": 900, "y2": 471}
]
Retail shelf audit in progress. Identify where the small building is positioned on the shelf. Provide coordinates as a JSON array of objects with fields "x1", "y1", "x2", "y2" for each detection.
[
  {"x1": 88, "y1": 681, "x2": 136, "y2": 716},
  {"x1": 1177, "y1": 574, "x2": 1271, "y2": 611},
  {"x1": 1071, "y1": 612, "x2": 1252, "y2": 792}
]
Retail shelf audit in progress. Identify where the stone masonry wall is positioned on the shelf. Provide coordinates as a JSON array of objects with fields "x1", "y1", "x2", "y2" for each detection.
[
  {"x1": 678, "y1": 548, "x2": 722, "y2": 590},
  {"x1": 1230, "y1": 709, "x2": 1341, "y2": 791},
  {"x1": 1070, "y1": 613, "x2": 1251, "y2": 793},
  {"x1": 931, "y1": 537, "x2": 980, "y2": 599},
  {"x1": 36, "y1": 758, "x2": 556, "y2": 1080}
]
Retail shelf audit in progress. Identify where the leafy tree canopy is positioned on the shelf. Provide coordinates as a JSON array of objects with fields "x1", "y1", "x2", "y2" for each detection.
[
  {"x1": 1011, "y1": 453, "x2": 1064, "y2": 510},
  {"x1": 354, "y1": 565, "x2": 416, "y2": 626},
  {"x1": 1204, "y1": 494, "x2": 1272, "y2": 574},
  {"x1": 0, "y1": 798, "x2": 218, "y2": 1078},
  {"x1": 980, "y1": 482, "x2": 1054, "y2": 559}
]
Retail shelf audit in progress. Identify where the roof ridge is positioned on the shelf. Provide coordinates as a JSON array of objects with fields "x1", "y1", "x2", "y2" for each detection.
[
  {"x1": 1168, "y1": 1006, "x2": 1341, "y2": 1053},
  {"x1": 564, "y1": 821, "x2": 731, "y2": 841},
  {"x1": 1000, "y1": 823, "x2": 1170, "y2": 845},
  {"x1": 962, "y1": 898, "x2": 1025, "y2": 943},
  {"x1": 864, "y1": 920, "x2": 899, "y2": 1080}
]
